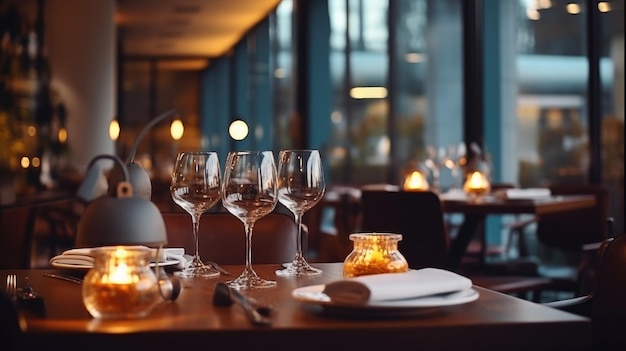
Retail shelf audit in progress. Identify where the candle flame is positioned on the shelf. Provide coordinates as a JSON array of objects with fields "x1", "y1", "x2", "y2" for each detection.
[
  {"x1": 403, "y1": 171, "x2": 429, "y2": 191},
  {"x1": 464, "y1": 171, "x2": 490, "y2": 194}
]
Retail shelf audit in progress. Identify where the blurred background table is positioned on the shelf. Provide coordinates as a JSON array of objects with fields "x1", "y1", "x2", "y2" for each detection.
[{"x1": 441, "y1": 194, "x2": 596, "y2": 270}]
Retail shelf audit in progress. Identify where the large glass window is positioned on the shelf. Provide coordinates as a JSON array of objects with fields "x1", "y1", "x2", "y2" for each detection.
[
  {"x1": 513, "y1": 0, "x2": 624, "y2": 232},
  {"x1": 327, "y1": 0, "x2": 463, "y2": 188},
  {"x1": 271, "y1": 0, "x2": 296, "y2": 151}
]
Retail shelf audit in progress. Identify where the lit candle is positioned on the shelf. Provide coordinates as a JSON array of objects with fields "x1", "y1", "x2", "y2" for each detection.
[
  {"x1": 343, "y1": 233, "x2": 409, "y2": 278},
  {"x1": 463, "y1": 171, "x2": 490, "y2": 196},
  {"x1": 403, "y1": 171, "x2": 429, "y2": 191},
  {"x1": 82, "y1": 246, "x2": 159, "y2": 319}
]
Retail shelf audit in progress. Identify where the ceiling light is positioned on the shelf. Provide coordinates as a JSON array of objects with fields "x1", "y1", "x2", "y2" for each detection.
[{"x1": 350, "y1": 87, "x2": 388, "y2": 99}]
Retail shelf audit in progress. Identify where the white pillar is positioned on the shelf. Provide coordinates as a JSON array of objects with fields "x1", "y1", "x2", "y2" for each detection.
[{"x1": 45, "y1": 0, "x2": 116, "y2": 171}]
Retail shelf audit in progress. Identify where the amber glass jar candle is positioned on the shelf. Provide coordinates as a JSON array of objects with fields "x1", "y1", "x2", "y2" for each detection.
[
  {"x1": 82, "y1": 246, "x2": 160, "y2": 319},
  {"x1": 343, "y1": 233, "x2": 409, "y2": 278}
]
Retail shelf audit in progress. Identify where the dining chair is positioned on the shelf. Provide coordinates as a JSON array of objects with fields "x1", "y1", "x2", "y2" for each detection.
[
  {"x1": 360, "y1": 190, "x2": 449, "y2": 269},
  {"x1": 545, "y1": 233, "x2": 626, "y2": 349},
  {"x1": 359, "y1": 189, "x2": 552, "y2": 299},
  {"x1": 161, "y1": 212, "x2": 298, "y2": 265},
  {"x1": 513, "y1": 184, "x2": 613, "y2": 297}
]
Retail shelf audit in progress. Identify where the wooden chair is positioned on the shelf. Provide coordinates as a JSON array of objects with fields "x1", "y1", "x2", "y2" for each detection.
[
  {"x1": 161, "y1": 212, "x2": 298, "y2": 265},
  {"x1": 546, "y1": 233, "x2": 626, "y2": 349},
  {"x1": 359, "y1": 189, "x2": 551, "y2": 298}
]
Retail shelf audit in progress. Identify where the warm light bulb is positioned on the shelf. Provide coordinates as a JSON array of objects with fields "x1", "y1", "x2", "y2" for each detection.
[
  {"x1": 109, "y1": 119, "x2": 120, "y2": 141},
  {"x1": 170, "y1": 119, "x2": 184, "y2": 140},
  {"x1": 21, "y1": 157, "x2": 30, "y2": 168},
  {"x1": 58, "y1": 128, "x2": 68, "y2": 143},
  {"x1": 229, "y1": 119, "x2": 249, "y2": 141}
]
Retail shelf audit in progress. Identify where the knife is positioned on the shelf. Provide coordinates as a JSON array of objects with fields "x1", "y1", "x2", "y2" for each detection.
[{"x1": 42, "y1": 273, "x2": 83, "y2": 285}]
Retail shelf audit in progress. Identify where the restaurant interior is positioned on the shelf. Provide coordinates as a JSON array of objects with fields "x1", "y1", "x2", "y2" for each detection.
[{"x1": 0, "y1": 0, "x2": 625, "y2": 349}]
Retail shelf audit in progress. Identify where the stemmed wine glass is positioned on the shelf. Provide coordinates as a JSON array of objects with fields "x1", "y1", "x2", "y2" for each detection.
[
  {"x1": 221, "y1": 151, "x2": 278, "y2": 289},
  {"x1": 170, "y1": 151, "x2": 222, "y2": 278},
  {"x1": 275, "y1": 149, "x2": 325, "y2": 276}
]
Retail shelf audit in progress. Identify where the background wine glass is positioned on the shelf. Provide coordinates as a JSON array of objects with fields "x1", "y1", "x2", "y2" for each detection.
[
  {"x1": 275, "y1": 149, "x2": 325, "y2": 276},
  {"x1": 221, "y1": 150, "x2": 278, "y2": 289},
  {"x1": 170, "y1": 151, "x2": 222, "y2": 278}
]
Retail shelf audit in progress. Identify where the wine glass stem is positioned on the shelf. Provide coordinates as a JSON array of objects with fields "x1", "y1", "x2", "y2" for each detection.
[
  {"x1": 244, "y1": 221, "x2": 255, "y2": 269},
  {"x1": 294, "y1": 211, "x2": 304, "y2": 259},
  {"x1": 192, "y1": 212, "x2": 202, "y2": 261}
]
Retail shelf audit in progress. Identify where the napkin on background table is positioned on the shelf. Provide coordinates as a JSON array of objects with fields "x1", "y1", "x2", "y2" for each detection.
[
  {"x1": 499, "y1": 188, "x2": 551, "y2": 200},
  {"x1": 49, "y1": 246, "x2": 187, "y2": 269},
  {"x1": 322, "y1": 268, "x2": 473, "y2": 306}
]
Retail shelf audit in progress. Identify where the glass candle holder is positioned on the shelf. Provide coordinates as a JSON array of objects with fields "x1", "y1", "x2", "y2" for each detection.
[
  {"x1": 463, "y1": 170, "x2": 491, "y2": 198},
  {"x1": 402, "y1": 170, "x2": 430, "y2": 191},
  {"x1": 343, "y1": 233, "x2": 409, "y2": 278},
  {"x1": 82, "y1": 246, "x2": 160, "y2": 319}
]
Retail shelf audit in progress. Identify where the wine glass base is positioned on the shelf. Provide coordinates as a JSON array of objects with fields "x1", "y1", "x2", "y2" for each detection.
[
  {"x1": 227, "y1": 272, "x2": 277, "y2": 290},
  {"x1": 275, "y1": 259, "x2": 323, "y2": 277},
  {"x1": 174, "y1": 265, "x2": 220, "y2": 278}
]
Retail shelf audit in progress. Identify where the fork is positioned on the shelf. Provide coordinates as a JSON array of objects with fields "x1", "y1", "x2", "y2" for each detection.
[
  {"x1": 207, "y1": 261, "x2": 230, "y2": 275},
  {"x1": 5, "y1": 274, "x2": 17, "y2": 301}
]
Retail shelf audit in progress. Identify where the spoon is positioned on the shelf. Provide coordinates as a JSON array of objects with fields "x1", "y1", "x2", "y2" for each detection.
[{"x1": 212, "y1": 282, "x2": 271, "y2": 326}]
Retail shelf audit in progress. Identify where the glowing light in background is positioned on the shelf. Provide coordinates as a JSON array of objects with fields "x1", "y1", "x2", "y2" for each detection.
[
  {"x1": 229, "y1": 120, "x2": 249, "y2": 141},
  {"x1": 566, "y1": 3, "x2": 581, "y2": 14},
  {"x1": 170, "y1": 119, "x2": 184, "y2": 140},
  {"x1": 58, "y1": 128, "x2": 67, "y2": 143},
  {"x1": 109, "y1": 119, "x2": 120, "y2": 141},
  {"x1": 350, "y1": 87, "x2": 388, "y2": 99},
  {"x1": 21, "y1": 157, "x2": 30, "y2": 168}
]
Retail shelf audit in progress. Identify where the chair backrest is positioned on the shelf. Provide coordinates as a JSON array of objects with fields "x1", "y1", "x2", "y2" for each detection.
[
  {"x1": 593, "y1": 234, "x2": 626, "y2": 318},
  {"x1": 359, "y1": 190, "x2": 450, "y2": 269},
  {"x1": 536, "y1": 184, "x2": 611, "y2": 249},
  {"x1": 161, "y1": 212, "x2": 298, "y2": 265},
  {"x1": 589, "y1": 233, "x2": 626, "y2": 348}
]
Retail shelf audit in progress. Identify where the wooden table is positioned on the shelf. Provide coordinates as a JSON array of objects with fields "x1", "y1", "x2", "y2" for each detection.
[
  {"x1": 440, "y1": 194, "x2": 596, "y2": 270},
  {"x1": 7, "y1": 263, "x2": 590, "y2": 350}
]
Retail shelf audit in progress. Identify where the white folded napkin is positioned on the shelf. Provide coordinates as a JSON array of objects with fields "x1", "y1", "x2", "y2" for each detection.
[
  {"x1": 438, "y1": 189, "x2": 467, "y2": 201},
  {"x1": 502, "y1": 188, "x2": 551, "y2": 200},
  {"x1": 49, "y1": 246, "x2": 186, "y2": 269},
  {"x1": 322, "y1": 268, "x2": 473, "y2": 306}
]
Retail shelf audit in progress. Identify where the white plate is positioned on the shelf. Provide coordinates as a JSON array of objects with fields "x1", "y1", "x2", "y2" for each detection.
[
  {"x1": 51, "y1": 259, "x2": 180, "y2": 270},
  {"x1": 292, "y1": 284, "x2": 479, "y2": 316}
]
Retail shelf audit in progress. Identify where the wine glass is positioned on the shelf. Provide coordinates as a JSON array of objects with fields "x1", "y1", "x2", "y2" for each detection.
[
  {"x1": 221, "y1": 151, "x2": 278, "y2": 289},
  {"x1": 170, "y1": 151, "x2": 222, "y2": 278},
  {"x1": 275, "y1": 149, "x2": 325, "y2": 276}
]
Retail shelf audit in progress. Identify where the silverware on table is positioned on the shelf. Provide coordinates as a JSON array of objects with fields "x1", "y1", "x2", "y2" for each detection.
[
  {"x1": 42, "y1": 273, "x2": 83, "y2": 285},
  {"x1": 206, "y1": 261, "x2": 231, "y2": 275},
  {"x1": 5, "y1": 274, "x2": 17, "y2": 301},
  {"x1": 213, "y1": 282, "x2": 271, "y2": 326}
]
